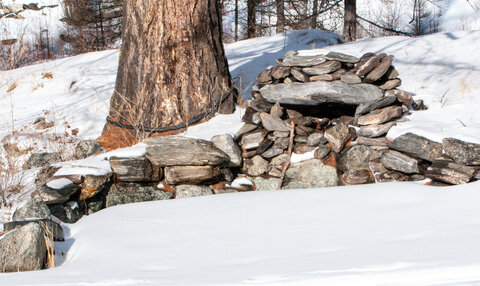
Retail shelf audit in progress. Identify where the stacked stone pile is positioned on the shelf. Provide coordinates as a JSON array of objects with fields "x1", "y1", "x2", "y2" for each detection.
[{"x1": 238, "y1": 50, "x2": 479, "y2": 187}]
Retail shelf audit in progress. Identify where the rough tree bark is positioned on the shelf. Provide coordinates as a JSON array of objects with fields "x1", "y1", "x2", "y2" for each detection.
[
  {"x1": 247, "y1": 0, "x2": 257, "y2": 38},
  {"x1": 276, "y1": 0, "x2": 285, "y2": 33},
  {"x1": 343, "y1": 0, "x2": 357, "y2": 41},
  {"x1": 100, "y1": 0, "x2": 236, "y2": 149}
]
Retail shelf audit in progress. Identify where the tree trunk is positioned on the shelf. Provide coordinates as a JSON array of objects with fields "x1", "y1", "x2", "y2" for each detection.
[
  {"x1": 247, "y1": 0, "x2": 256, "y2": 38},
  {"x1": 343, "y1": 0, "x2": 357, "y2": 42},
  {"x1": 276, "y1": 0, "x2": 285, "y2": 33},
  {"x1": 100, "y1": 0, "x2": 236, "y2": 149},
  {"x1": 311, "y1": 0, "x2": 318, "y2": 29},
  {"x1": 234, "y1": 0, "x2": 239, "y2": 41}
]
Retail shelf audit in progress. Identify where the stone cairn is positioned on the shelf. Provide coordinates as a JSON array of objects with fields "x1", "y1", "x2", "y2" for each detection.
[{"x1": 2, "y1": 51, "x2": 480, "y2": 273}]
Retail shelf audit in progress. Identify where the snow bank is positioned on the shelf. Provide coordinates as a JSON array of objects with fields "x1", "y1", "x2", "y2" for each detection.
[{"x1": 2, "y1": 181, "x2": 480, "y2": 285}]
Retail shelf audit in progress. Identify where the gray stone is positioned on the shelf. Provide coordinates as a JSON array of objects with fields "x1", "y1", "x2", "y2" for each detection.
[
  {"x1": 325, "y1": 51, "x2": 360, "y2": 63},
  {"x1": 86, "y1": 192, "x2": 106, "y2": 215},
  {"x1": 324, "y1": 123, "x2": 350, "y2": 153},
  {"x1": 364, "y1": 55, "x2": 394, "y2": 83},
  {"x1": 74, "y1": 140, "x2": 105, "y2": 159},
  {"x1": 260, "y1": 81, "x2": 384, "y2": 106},
  {"x1": 249, "y1": 99, "x2": 274, "y2": 112},
  {"x1": 146, "y1": 136, "x2": 229, "y2": 166},
  {"x1": 337, "y1": 145, "x2": 372, "y2": 172},
  {"x1": 109, "y1": 157, "x2": 155, "y2": 182},
  {"x1": 271, "y1": 65, "x2": 291, "y2": 79},
  {"x1": 314, "y1": 145, "x2": 331, "y2": 159},
  {"x1": 3, "y1": 219, "x2": 64, "y2": 241},
  {"x1": 241, "y1": 130, "x2": 268, "y2": 150},
  {"x1": 106, "y1": 183, "x2": 173, "y2": 208},
  {"x1": 175, "y1": 185, "x2": 214, "y2": 199},
  {"x1": 282, "y1": 50, "x2": 326, "y2": 67},
  {"x1": 273, "y1": 130, "x2": 290, "y2": 138},
  {"x1": 261, "y1": 145, "x2": 284, "y2": 159},
  {"x1": 269, "y1": 102, "x2": 284, "y2": 118},
  {"x1": 24, "y1": 152, "x2": 62, "y2": 169},
  {"x1": 375, "y1": 170, "x2": 410, "y2": 183},
  {"x1": 357, "y1": 122, "x2": 395, "y2": 137},
  {"x1": 211, "y1": 134, "x2": 243, "y2": 167},
  {"x1": 243, "y1": 156, "x2": 269, "y2": 177},
  {"x1": 442, "y1": 138, "x2": 480, "y2": 166},
  {"x1": 341, "y1": 170, "x2": 371, "y2": 185},
  {"x1": 290, "y1": 68, "x2": 309, "y2": 82},
  {"x1": 425, "y1": 160, "x2": 475, "y2": 185},
  {"x1": 310, "y1": 74, "x2": 335, "y2": 81},
  {"x1": 380, "y1": 150, "x2": 421, "y2": 174},
  {"x1": 256, "y1": 139, "x2": 274, "y2": 155},
  {"x1": 270, "y1": 153, "x2": 290, "y2": 167},
  {"x1": 412, "y1": 99, "x2": 427, "y2": 111},
  {"x1": 48, "y1": 203, "x2": 83, "y2": 224},
  {"x1": 355, "y1": 136, "x2": 388, "y2": 147},
  {"x1": 307, "y1": 132, "x2": 326, "y2": 146},
  {"x1": 36, "y1": 183, "x2": 80, "y2": 205},
  {"x1": 356, "y1": 53, "x2": 386, "y2": 77},
  {"x1": 235, "y1": 123, "x2": 259, "y2": 140},
  {"x1": 13, "y1": 197, "x2": 51, "y2": 221},
  {"x1": 165, "y1": 166, "x2": 221, "y2": 185},
  {"x1": 0, "y1": 223, "x2": 46, "y2": 273},
  {"x1": 294, "y1": 135, "x2": 308, "y2": 143},
  {"x1": 389, "y1": 133, "x2": 443, "y2": 162},
  {"x1": 357, "y1": 106, "x2": 403, "y2": 126},
  {"x1": 256, "y1": 69, "x2": 273, "y2": 84},
  {"x1": 251, "y1": 177, "x2": 282, "y2": 191},
  {"x1": 386, "y1": 89, "x2": 414, "y2": 105},
  {"x1": 260, "y1": 112, "x2": 291, "y2": 132},
  {"x1": 35, "y1": 166, "x2": 60, "y2": 187},
  {"x1": 384, "y1": 65, "x2": 400, "y2": 80},
  {"x1": 303, "y1": 61, "x2": 342, "y2": 76},
  {"x1": 283, "y1": 159, "x2": 338, "y2": 189},
  {"x1": 379, "y1": 79, "x2": 402, "y2": 90},
  {"x1": 294, "y1": 144, "x2": 317, "y2": 154},
  {"x1": 355, "y1": 95, "x2": 397, "y2": 116},
  {"x1": 340, "y1": 73, "x2": 362, "y2": 84}
]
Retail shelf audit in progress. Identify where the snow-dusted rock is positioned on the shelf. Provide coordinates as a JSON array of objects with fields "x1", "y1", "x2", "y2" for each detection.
[
  {"x1": 0, "y1": 223, "x2": 46, "y2": 273},
  {"x1": 12, "y1": 197, "x2": 51, "y2": 221}
]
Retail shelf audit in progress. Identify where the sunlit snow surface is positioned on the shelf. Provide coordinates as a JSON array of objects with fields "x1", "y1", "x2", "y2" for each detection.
[{"x1": 1, "y1": 30, "x2": 480, "y2": 285}]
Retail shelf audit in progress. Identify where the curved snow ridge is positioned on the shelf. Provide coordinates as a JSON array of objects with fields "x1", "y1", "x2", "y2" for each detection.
[{"x1": 2, "y1": 181, "x2": 480, "y2": 285}]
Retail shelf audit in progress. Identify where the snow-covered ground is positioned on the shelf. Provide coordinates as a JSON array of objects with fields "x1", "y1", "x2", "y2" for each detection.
[{"x1": 1, "y1": 29, "x2": 480, "y2": 285}]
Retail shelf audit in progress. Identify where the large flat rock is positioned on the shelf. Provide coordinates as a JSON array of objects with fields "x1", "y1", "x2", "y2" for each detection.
[
  {"x1": 260, "y1": 81, "x2": 384, "y2": 106},
  {"x1": 146, "y1": 136, "x2": 229, "y2": 166}
]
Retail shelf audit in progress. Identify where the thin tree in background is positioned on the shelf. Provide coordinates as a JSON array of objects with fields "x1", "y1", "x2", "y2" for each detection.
[{"x1": 343, "y1": 0, "x2": 356, "y2": 41}]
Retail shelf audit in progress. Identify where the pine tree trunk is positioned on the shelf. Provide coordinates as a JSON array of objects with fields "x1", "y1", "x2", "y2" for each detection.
[
  {"x1": 276, "y1": 0, "x2": 285, "y2": 33},
  {"x1": 101, "y1": 0, "x2": 236, "y2": 149},
  {"x1": 247, "y1": 0, "x2": 256, "y2": 38},
  {"x1": 311, "y1": 0, "x2": 318, "y2": 29},
  {"x1": 343, "y1": 0, "x2": 357, "y2": 42}
]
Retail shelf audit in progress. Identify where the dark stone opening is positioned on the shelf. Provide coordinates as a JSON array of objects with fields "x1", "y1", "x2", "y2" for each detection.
[{"x1": 280, "y1": 102, "x2": 357, "y2": 119}]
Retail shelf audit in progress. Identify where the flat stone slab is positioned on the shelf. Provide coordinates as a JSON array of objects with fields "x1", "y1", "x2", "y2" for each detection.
[
  {"x1": 425, "y1": 160, "x2": 475, "y2": 185},
  {"x1": 381, "y1": 150, "x2": 421, "y2": 174},
  {"x1": 303, "y1": 61, "x2": 342, "y2": 76},
  {"x1": 146, "y1": 136, "x2": 229, "y2": 166},
  {"x1": 282, "y1": 50, "x2": 326, "y2": 67},
  {"x1": 389, "y1": 133, "x2": 443, "y2": 162},
  {"x1": 260, "y1": 81, "x2": 384, "y2": 106},
  {"x1": 442, "y1": 138, "x2": 480, "y2": 166}
]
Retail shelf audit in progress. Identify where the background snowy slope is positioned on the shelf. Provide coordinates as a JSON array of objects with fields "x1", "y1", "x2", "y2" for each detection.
[{"x1": 1, "y1": 30, "x2": 479, "y2": 144}]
